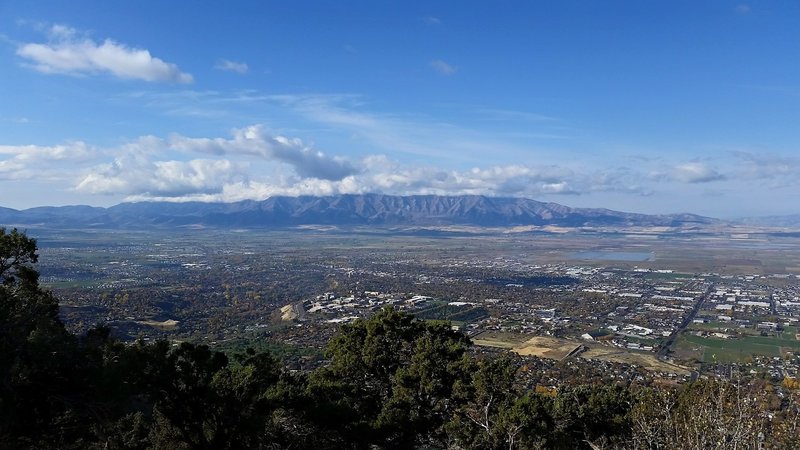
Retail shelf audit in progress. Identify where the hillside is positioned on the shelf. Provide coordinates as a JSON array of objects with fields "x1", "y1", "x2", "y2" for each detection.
[{"x1": 0, "y1": 194, "x2": 718, "y2": 229}]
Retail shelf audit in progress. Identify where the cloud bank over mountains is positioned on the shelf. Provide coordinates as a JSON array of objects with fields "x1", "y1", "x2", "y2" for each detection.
[{"x1": 1, "y1": 123, "x2": 793, "y2": 209}]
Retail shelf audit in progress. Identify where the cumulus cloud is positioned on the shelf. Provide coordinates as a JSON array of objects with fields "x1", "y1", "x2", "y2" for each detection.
[
  {"x1": 0, "y1": 159, "x2": 25, "y2": 177},
  {"x1": 122, "y1": 163, "x2": 587, "y2": 204},
  {"x1": 0, "y1": 126, "x2": 662, "y2": 203},
  {"x1": 430, "y1": 59, "x2": 457, "y2": 75},
  {"x1": 74, "y1": 135, "x2": 639, "y2": 202},
  {"x1": 0, "y1": 125, "x2": 718, "y2": 204},
  {"x1": 669, "y1": 162, "x2": 725, "y2": 183},
  {"x1": 214, "y1": 59, "x2": 249, "y2": 74},
  {"x1": 0, "y1": 141, "x2": 95, "y2": 161},
  {"x1": 16, "y1": 24, "x2": 193, "y2": 83},
  {"x1": 0, "y1": 126, "x2": 363, "y2": 196},
  {"x1": 76, "y1": 156, "x2": 244, "y2": 196},
  {"x1": 0, "y1": 141, "x2": 97, "y2": 180},
  {"x1": 168, "y1": 125, "x2": 360, "y2": 180}
]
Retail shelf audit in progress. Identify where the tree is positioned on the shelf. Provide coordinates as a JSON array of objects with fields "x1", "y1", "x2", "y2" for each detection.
[
  {"x1": 0, "y1": 228, "x2": 79, "y2": 446},
  {"x1": 309, "y1": 307, "x2": 472, "y2": 448},
  {"x1": 0, "y1": 227, "x2": 39, "y2": 286},
  {"x1": 0, "y1": 227, "x2": 62, "y2": 343},
  {"x1": 552, "y1": 384, "x2": 633, "y2": 449},
  {"x1": 447, "y1": 356, "x2": 554, "y2": 450}
]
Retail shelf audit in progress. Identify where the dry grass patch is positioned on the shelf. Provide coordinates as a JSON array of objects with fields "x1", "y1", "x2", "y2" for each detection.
[
  {"x1": 582, "y1": 346, "x2": 690, "y2": 375},
  {"x1": 513, "y1": 336, "x2": 580, "y2": 360},
  {"x1": 472, "y1": 331, "x2": 532, "y2": 349},
  {"x1": 136, "y1": 319, "x2": 179, "y2": 330}
]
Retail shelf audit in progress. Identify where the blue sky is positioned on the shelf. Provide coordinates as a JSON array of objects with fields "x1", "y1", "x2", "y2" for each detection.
[{"x1": 1, "y1": 1, "x2": 798, "y2": 217}]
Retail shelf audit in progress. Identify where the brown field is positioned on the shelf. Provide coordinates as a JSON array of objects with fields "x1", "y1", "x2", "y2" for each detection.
[
  {"x1": 472, "y1": 331, "x2": 532, "y2": 349},
  {"x1": 474, "y1": 331, "x2": 689, "y2": 375},
  {"x1": 513, "y1": 336, "x2": 581, "y2": 360},
  {"x1": 581, "y1": 346, "x2": 690, "y2": 375},
  {"x1": 136, "y1": 319, "x2": 179, "y2": 330}
]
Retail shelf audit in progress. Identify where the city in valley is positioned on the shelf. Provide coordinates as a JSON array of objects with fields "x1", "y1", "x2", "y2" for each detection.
[{"x1": 35, "y1": 226, "x2": 800, "y2": 386}]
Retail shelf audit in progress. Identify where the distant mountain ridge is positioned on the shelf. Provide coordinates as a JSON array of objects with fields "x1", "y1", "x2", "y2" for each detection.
[{"x1": 0, "y1": 194, "x2": 719, "y2": 229}]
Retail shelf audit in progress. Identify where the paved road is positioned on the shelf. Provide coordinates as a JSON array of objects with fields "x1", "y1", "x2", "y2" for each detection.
[{"x1": 657, "y1": 283, "x2": 713, "y2": 359}]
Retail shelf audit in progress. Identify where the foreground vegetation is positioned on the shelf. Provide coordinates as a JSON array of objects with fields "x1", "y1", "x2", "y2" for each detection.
[{"x1": 2, "y1": 228, "x2": 800, "y2": 449}]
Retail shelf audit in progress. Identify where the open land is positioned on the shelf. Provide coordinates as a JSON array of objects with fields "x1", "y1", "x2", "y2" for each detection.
[{"x1": 474, "y1": 331, "x2": 690, "y2": 375}]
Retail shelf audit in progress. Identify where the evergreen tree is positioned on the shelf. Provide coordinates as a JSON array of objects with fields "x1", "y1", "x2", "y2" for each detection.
[{"x1": 309, "y1": 308, "x2": 472, "y2": 448}]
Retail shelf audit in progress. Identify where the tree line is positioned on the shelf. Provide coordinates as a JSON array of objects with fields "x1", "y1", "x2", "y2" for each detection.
[{"x1": 1, "y1": 228, "x2": 798, "y2": 449}]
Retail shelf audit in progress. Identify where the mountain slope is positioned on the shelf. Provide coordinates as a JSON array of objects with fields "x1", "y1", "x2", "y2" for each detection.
[{"x1": 0, "y1": 194, "x2": 719, "y2": 229}]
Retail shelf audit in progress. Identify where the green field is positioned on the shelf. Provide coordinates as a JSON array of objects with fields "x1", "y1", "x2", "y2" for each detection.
[
  {"x1": 412, "y1": 302, "x2": 489, "y2": 324},
  {"x1": 677, "y1": 331, "x2": 800, "y2": 363}
]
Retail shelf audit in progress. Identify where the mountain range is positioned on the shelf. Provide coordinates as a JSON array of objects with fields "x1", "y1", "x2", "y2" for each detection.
[{"x1": 0, "y1": 194, "x2": 722, "y2": 230}]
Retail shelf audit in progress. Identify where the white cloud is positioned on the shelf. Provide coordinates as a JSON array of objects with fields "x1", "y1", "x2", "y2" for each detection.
[
  {"x1": 5, "y1": 126, "x2": 781, "y2": 207},
  {"x1": 66, "y1": 131, "x2": 651, "y2": 203},
  {"x1": 669, "y1": 162, "x2": 725, "y2": 183},
  {"x1": 168, "y1": 125, "x2": 360, "y2": 180},
  {"x1": 76, "y1": 157, "x2": 244, "y2": 196},
  {"x1": 0, "y1": 159, "x2": 25, "y2": 177},
  {"x1": 16, "y1": 24, "x2": 193, "y2": 83},
  {"x1": 122, "y1": 164, "x2": 576, "y2": 203},
  {"x1": 0, "y1": 141, "x2": 95, "y2": 161},
  {"x1": 0, "y1": 141, "x2": 97, "y2": 180},
  {"x1": 430, "y1": 59, "x2": 457, "y2": 75},
  {"x1": 214, "y1": 59, "x2": 249, "y2": 74}
]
